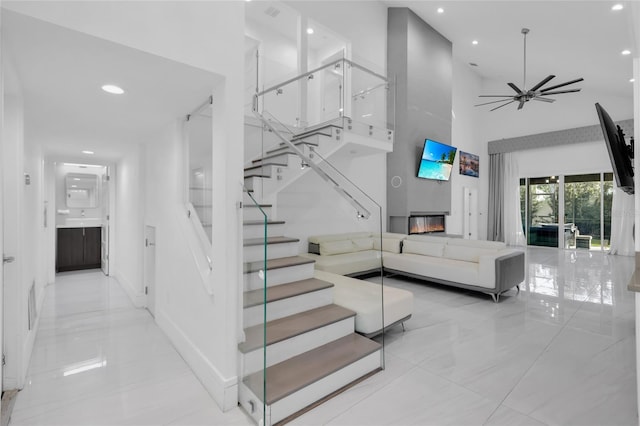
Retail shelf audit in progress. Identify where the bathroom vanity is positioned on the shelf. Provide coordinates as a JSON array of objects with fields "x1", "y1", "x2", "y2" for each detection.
[{"x1": 56, "y1": 226, "x2": 102, "y2": 272}]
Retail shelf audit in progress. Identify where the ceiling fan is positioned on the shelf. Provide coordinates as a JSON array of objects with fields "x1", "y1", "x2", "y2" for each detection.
[{"x1": 476, "y1": 28, "x2": 584, "y2": 111}]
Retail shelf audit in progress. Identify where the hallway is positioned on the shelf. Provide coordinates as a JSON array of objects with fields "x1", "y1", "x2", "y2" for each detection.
[{"x1": 9, "y1": 271, "x2": 251, "y2": 425}]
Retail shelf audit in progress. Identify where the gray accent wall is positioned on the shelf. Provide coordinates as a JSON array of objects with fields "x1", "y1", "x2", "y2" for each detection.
[{"x1": 387, "y1": 8, "x2": 453, "y2": 234}]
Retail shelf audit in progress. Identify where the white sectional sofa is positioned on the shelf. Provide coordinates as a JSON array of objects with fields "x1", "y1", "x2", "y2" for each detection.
[
  {"x1": 305, "y1": 232, "x2": 406, "y2": 276},
  {"x1": 384, "y1": 234, "x2": 524, "y2": 302},
  {"x1": 306, "y1": 232, "x2": 525, "y2": 302},
  {"x1": 315, "y1": 270, "x2": 413, "y2": 337}
]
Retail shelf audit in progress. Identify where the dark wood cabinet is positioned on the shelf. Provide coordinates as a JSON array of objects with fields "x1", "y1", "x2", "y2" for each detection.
[{"x1": 56, "y1": 227, "x2": 102, "y2": 272}]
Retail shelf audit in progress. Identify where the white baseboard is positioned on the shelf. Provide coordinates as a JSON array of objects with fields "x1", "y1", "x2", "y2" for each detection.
[
  {"x1": 112, "y1": 270, "x2": 146, "y2": 308},
  {"x1": 156, "y1": 310, "x2": 238, "y2": 411}
]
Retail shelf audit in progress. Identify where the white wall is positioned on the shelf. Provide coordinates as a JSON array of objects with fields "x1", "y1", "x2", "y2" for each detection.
[
  {"x1": 278, "y1": 152, "x2": 387, "y2": 251},
  {"x1": 286, "y1": 0, "x2": 388, "y2": 73},
  {"x1": 113, "y1": 146, "x2": 145, "y2": 307},
  {"x1": 450, "y1": 56, "x2": 486, "y2": 237},
  {"x1": 5, "y1": 2, "x2": 246, "y2": 411}
]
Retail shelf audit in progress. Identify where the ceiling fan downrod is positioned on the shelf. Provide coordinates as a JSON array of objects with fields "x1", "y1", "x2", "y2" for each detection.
[{"x1": 522, "y1": 28, "x2": 529, "y2": 90}]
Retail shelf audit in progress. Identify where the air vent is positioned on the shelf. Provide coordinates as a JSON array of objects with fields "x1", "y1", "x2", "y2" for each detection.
[{"x1": 264, "y1": 6, "x2": 280, "y2": 17}]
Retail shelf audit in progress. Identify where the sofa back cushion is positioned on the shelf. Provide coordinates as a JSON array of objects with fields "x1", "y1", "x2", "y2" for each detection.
[
  {"x1": 373, "y1": 238, "x2": 402, "y2": 254},
  {"x1": 308, "y1": 232, "x2": 372, "y2": 244},
  {"x1": 443, "y1": 245, "x2": 498, "y2": 263},
  {"x1": 320, "y1": 239, "x2": 355, "y2": 256},
  {"x1": 402, "y1": 239, "x2": 445, "y2": 257},
  {"x1": 352, "y1": 238, "x2": 374, "y2": 251}
]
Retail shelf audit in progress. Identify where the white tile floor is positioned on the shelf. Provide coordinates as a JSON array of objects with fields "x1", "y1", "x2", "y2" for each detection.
[{"x1": 11, "y1": 246, "x2": 638, "y2": 425}]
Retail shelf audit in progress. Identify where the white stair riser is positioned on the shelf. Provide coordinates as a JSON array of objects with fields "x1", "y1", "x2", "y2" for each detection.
[
  {"x1": 270, "y1": 350, "x2": 382, "y2": 424},
  {"x1": 239, "y1": 382, "x2": 267, "y2": 425},
  {"x1": 243, "y1": 288, "x2": 333, "y2": 328},
  {"x1": 244, "y1": 263, "x2": 315, "y2": 291},
  {"x1": 241, "y1": 317, "x2": 354, "y2": 376},
  {"x1": 244, "y1": 223, "x2": 286, "y2": 240},
  {"x1": 244, "y1": 242, "x2": 299, "y2": 263},
  {"x1": 243, "y1": 205, "x2": 272, "y2": 221}
]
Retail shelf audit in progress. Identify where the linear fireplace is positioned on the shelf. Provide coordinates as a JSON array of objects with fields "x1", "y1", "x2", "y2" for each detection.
[{"x1": 408, "y1": 214, "x2": 445, "y2": 235}]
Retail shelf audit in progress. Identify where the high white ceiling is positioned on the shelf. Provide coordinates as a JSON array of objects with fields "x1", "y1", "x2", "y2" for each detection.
[
  {"x1": 386, "y1": 1, "x2": 636, "y2": 98},
  {"x1": 2, "y1": 10, "x2": 220, "y2": 162}
]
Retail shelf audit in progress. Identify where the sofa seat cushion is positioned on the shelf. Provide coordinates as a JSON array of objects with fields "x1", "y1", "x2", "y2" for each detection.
[
  {"x1": 384, "y1": 253, "x2": 493, "y2": 289},
  {"x1": 303, "y1": 250, "x2": 381, "y2": 276},
  {"x1": 315, "y1": 270, "x2": 413, "y2": 336}
]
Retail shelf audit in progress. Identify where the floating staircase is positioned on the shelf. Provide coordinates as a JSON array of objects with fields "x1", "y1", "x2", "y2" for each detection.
[{"x1": 240, "y1": 201, "x2": 382, "y2": 425}]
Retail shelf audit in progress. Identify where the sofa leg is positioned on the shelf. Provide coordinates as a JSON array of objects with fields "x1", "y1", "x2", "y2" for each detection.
[
  {"x1": 491, "y1": 293, "x2": 499, "y2": 303},
  {"x1": 516, "y1": 285, "x2": 520, "y2": 293}
]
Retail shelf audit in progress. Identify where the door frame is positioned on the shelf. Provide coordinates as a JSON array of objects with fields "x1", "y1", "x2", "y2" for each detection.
[{"x1": 144, "y1": 225, "x2": 156, "y2": 317}]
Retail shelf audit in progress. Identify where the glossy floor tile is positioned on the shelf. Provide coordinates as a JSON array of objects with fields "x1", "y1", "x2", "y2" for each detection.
[
  {"x1": 10, "y1": 270, "x2": 252, "y2": 426},
  {"x1": 294, "y1": 247, "x2": 638, "y2": 425},
  {"x1": 13, "y1": 247, "x2": 638, "y2": 425}
]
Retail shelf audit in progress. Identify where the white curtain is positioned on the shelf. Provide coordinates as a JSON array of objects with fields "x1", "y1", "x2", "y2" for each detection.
[
  {"x1": 503, "y1": 153, "x2": 526, "y2": 246},
  {"x1": 608, "y1": 187, "x2": 634, "y2": 256}
]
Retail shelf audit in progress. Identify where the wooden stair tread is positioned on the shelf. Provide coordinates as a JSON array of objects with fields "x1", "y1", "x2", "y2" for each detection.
[
  {"x1": 244, "y1": 162, "x2": 287, "y2": 172},
  {"x1": 243, "y1": 236, "x2": 299, "y2": 247},
  {"x1": 244, "y1": 204, "x2": 272, "y2": 208},
  {"x1": 243, "y1": 220, "x2": 285, "y2": 226},
  {"x1": 239, "y1": 304, "x2": 355, "y2": 353},
  {"x1": 266, "y1": 139, "x2": 320, "y2": 156},
  {"x1": 243, "y1": 333, "x2": 381, "y2": 405},
  {"x1": 243, "y1": 278, "x2": 334, "y2": 308},
  {"x1": 244, "y1": 256, "x2": 315, "y2": 274}
]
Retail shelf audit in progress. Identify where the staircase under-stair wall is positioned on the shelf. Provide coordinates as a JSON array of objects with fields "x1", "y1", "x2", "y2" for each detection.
[{"x1": 239, "y1": 200, "x2": 383, "y2": 425}]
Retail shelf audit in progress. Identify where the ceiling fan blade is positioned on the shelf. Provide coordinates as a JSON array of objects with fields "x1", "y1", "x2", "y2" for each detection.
[
  {"x1": 475, "y1": 99, "x2": 519, "y2": 107},
  {"x1": 532, "y1": 97, "x2": 555, "y2": 103},
  {"x1": 540, "y1": 78, "x2": 584, "y2": 93},
  {"x1": 507, "y1": 83, "x2": 524, "y2": 94},
  {"x1": 540, "y1": 89, "x2": 581, "y2": 96},
  {"x1": 478, "y1": 95, "x2": 515, "y2": 98},
  {"x1": 490, "y1": 100, "x2": 516, "y2": 111},
  {"x1": 529, "y1": 75, "x2": 555, "y2": 92},
  {"x1": 517, "y1": 99, "x2": 526, "y2": 110}
]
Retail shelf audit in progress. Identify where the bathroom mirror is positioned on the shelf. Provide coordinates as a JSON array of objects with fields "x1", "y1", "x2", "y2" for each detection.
[{"x1": 65, "y1": 173, "x2": 99, "y2": 208}]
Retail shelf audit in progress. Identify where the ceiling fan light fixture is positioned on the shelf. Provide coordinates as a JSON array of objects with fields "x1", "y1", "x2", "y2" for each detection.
[{"x1": 475, "y1": 28, "x2": 583, "y2": 111}]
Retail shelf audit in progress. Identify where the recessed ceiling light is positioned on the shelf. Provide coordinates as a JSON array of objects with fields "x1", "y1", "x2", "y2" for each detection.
[
  {"x1": 621, "y1": 49, "x2": 631, "y2": 55},
  {"x1": 101, "y1": 84, "x2": 124, "y2": 95},
  {"x1": 307, "y1": 28, "x2": 314, "y2": 35},
  {"x1": 472, "y1": 40, "x2": 479, "y2": 45},
  {"x1": 437, "y1": 7, "x2": 444, "y2": 13},
  {"x1": 611, "y1": 3, "x2": 623, "y2": 10},
  {"x1": 631, "y1": 78, "x2": 636, "y2": 83},
  {"x1": 82, "y1": 150, "x2": 94, "y2": 155}
]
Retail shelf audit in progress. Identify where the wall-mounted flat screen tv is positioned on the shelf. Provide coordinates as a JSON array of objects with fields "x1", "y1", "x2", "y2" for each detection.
[
  {"x1": 417, "y1": 139, "x2": 457, "y2": 181},
  {"x1": 595, "y1": 103, "x2": 634, "y2": 194}
]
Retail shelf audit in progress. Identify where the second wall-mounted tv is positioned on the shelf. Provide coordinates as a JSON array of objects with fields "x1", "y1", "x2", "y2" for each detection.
[
  {"x1": 595, "y1": 103, "x2": 634, "y2": 194},
  {"x1": 417, "y1": 139, "x2": 457, "y2": 181}
]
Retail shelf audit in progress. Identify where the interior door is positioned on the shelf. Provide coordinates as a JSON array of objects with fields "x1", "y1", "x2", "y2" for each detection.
[
  {"x1": 463, "y1": 187, "x2": 479, "y2": 239},
  {"x1": 144, "y1": 226, "x2": 156, "y2": 317},
  {"x1": 101, "y1": 169, "x2": 109, "y2": 275}
]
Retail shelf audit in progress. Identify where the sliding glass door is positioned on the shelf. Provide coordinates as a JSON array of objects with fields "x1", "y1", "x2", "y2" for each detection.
[
  {"x1": 521, "y1": 173, "x2": 613, "y2": 251},
  {"x1": 527, "y1": 176, "x2": 560, "y2": 247}
]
